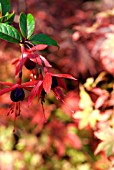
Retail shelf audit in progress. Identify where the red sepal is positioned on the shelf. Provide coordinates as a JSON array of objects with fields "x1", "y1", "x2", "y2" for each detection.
[
  {"x1": 21, "y1": 80, "x2": 38, "y2": 87},
  {"x1": 15, "y1": 57, "x2": 27, "y2": 75},
  {"x1": 52, "y1": 73, "x2": 76, "y2": 80},
  {"x1": 0, "y1": 84, "x2": 18, "y2": 96},
  {"x1": 0, "y1": 81, "x2": 14, "y2": 86},
  {"x1": 56, "y1": 77, "x2": 67, "y2": 90},
  {"x1": 28, "y1": 81, "x2": 43, "y2": 105},
  {"x1": 43, "y1": 73, "x2": 52, "y2": 94},
  {"x1": 28, "y1": 44, "x2": 48, "y2": 52}
]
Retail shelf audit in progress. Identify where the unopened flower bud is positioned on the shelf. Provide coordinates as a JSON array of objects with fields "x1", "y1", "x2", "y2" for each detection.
[{"x1": 10, "y1": 88, "x2": 25, "y2": 102}]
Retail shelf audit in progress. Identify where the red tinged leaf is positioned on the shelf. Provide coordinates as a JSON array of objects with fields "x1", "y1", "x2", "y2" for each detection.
[
  {"x1": 67, "y1": 133, "x2": 82, "y2": 149},
  {"x1": 31, "y1": 110, "x2": 46, "y2": 127},
  {"x1": 0, "y1": 84, "x2": 19, "y2": 96},
  {"x1": 55, "y1": 140, "x2": 66, "y2": 156},
  {"x1": 95, "y1": 94, "x2": 109, "y2": 109},
  {"x1": 43, "y1": 73, "x2": 52, "y2": 94},
  {"x1": 28, "y1": 44, "x2": 48, "y2": 52},
  {"x1": 28, "y1": 81, "x2": 43, "y2": 105}
]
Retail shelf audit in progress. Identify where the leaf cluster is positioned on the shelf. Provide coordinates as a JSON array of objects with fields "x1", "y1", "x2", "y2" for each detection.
[
  {"x1": 73, "y1": 72, "x2": 114, "y2": 158},
  {"x1": 0, "y1": 0, "x2": 59, "y2": 48}
]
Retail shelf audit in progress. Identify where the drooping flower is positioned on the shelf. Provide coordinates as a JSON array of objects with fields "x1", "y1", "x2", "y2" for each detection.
[
  {"x1": 28, "y1": 68, "x2": 76, "y2": 115},
  {"x1": 43, "y1": 68, "x2": 76, "y2": 94},
  {"x1": 0, "y1": 79, "x2": 37, "y2": 118},
  {"x1": 43, "y1": 68, "x2": 76, "y2": 112},
  {"x1": 12, "y1": 45, "x2": 51, "y2": 75},
  {"x1": 28, "y1": 68, "x2": 76, "y2": 103}
]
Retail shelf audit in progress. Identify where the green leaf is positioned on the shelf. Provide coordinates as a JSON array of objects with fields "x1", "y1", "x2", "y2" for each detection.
[
  {"x1": 29, "y1": 34, "x2": 59, "y2": 48},
  {"x1": 19, "y1": 13, "x2": 35, "y2": 38},
  {"x1": 0, "y1": 3, "x2": 2, "y2": 17},
  {"x1": 0, "y1": 12, "x2": 15, "y2": 23},
  {"x1": 19, "y1": 13, "x2": 26, "y2": 38},
  {"x1": 0, "y1": 0, "x2": 10, "y2": 15},
  {"x1": 27, "y1": 13, "x2": 35, "y2": 38},
  {"x1": 0, "y1": 23, "x2": 22, "y2": 43}
]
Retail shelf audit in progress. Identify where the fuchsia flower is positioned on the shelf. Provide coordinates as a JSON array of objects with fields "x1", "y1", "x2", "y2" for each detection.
[
  {"x1": 43, "y1": 69, "x2": 77, "y2": 113},
  {"x1": 43, "y1": 67, "x2": 76, "y2": 94},
  {"x1": 28, "y1": 67, "x2": 76, "y2": 114},
  {"x1": 12, "y1": 44, "x2": 51, "y2": 75},
  {"x1": 0, "y1": 78, "x2": 37, "y2": 118},
  {"x1": 0, "y1": 43, "x2": 77, "y2": 127}
]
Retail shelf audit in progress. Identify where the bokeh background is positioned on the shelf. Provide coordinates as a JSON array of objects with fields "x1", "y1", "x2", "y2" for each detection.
[{"x1": 0, "y1": 0, "x2": 114, "y2": 169}]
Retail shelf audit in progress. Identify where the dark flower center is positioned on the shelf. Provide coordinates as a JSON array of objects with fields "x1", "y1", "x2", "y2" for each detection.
[
  {"x1": 41, "y1": 89, "x2": 46, "y2": 103},
  {"x1": 10, "y1": 87, "x2": 25, "y2": 102},
  {"x1": 24, "y1": 58, "x2": 36, "y2": 70},
  {"x1": 51, "y1": 77, "x2": 58, "y2": 89}
]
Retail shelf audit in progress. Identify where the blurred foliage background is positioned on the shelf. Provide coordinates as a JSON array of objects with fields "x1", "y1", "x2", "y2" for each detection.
[{"x1": 0, "y1": 0, "x2": 114, "y2": 169}]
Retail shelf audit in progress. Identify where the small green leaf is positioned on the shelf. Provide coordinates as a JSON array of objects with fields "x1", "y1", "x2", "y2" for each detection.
[
  {"x1": 19, "y1": 13, "x2": 35, "y2": 38},
  {"x1": 29, "y1": 34, "x2": 59, "y2": 48},
  {"x1": 0, "y1": 12, "x2": 15, "y2": 23},
  {"x1": 0, "y1": 23, "x2": 22, "y2": 43},
  {"x1": 19, "y1": 13, "x2": 26, "y2": 38},
  {"x1": 0, "y1": 0, "x2": 10, "y2": 16},
  {"x1": 0, "y1": 3, "x2": 2, "y2": 17},
  {"x1": 27, "y1": 13, "x2": 35, "y2": 38}
]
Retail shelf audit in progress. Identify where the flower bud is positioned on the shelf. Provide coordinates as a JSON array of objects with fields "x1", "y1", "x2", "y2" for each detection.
[
  {"x1": 10, "y1": 88, "x2": 25, "y2": 102},
  {"x1": 24, "y1": 58, "x2": 36, "y2": 70}
]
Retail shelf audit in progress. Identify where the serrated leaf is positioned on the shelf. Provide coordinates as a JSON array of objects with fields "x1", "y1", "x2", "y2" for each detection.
[
  {"x1": 0, "y1": 0, "x2": 10, "y2": 16},
  {"x1": 95, "y1": 127, "x2": 114, "y2": 141},
  {"x1": 95, "y1": 141, "x2": 113, "y2": 156},
  {"x1": 95, "y1": 127, "x2": 114, "y2": 156},
  {"x1": 0, "y1": 23, "x2": 22, "y2": 43},
  {"x1": 29, "y1": 34, "x2": 59, "y2": 48},
  {"x1": 100, "y1": 33, "x2": 114, "y2": 74},
  {"x1": 19, "y1": 13, "x2": 35, "y2": 38},
  {"x1": 73, "y1": 109, "x2": 91, "y2": 129},
  {"x1": 73, "y1": 85, "x2": 102, "y2": 129},
  {"x1": 0, "y1": 12, "x2": 15, "y2": 23},
  {"x1": 74, "y1": 109, "x2": 101, "y2": 129},
  {"x1": 79, "y1": 85, "x2": 93, "y2": 109}
]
